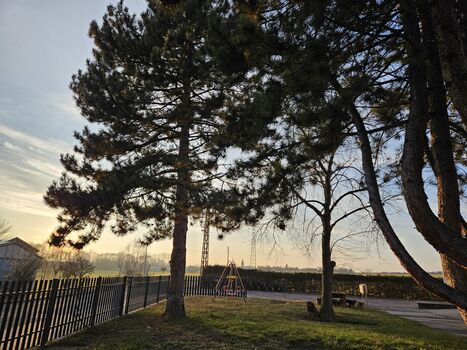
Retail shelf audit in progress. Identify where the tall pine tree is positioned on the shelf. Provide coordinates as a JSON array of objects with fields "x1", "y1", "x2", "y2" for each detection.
[
  {"x1": 222, "y1": 2, "x2": 388, "y2": 321},
  {"x1": 44, "y1": 0, "x2": 243, "y2": 318}
]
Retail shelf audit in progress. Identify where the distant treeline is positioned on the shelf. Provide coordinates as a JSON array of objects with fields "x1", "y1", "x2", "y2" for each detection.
[
  {"x1": 92, "y1": 252, "x2": 170, "y2": 274},
  {"x1": 204, "y1": 266, "x2": 442, "y2": 301},
  {"x1": 254, "y1": 265, "x2": 355, "y2": 274}
]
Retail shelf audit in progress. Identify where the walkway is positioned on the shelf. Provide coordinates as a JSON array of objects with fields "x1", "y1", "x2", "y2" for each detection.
[{"x1": 248, "y1": 291, "x2": 466, "y2": 337}]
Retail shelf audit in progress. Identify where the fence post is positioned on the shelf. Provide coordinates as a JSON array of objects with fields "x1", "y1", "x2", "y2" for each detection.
[
  {"x1": 119, "y1": 276, "x2": 127, "y2": 316},
  {"x1": 40, "y1": 278, "x2": 59, "y2": 349},
  {"x1": 156, "y1": 275, "x2": 162, "y2": 303},
  {"x1": 90, "y1": 277, "x2": 102, "y2": 327},
  {"x1": 167, "y1": 275, "x2": 171, "y2": 298},
  {"x1": 143, "y1": 276, "x2": 150, "y2": 308},
  {"x1": 125, "y1": 277, "x2": 133, "y2": 314}
]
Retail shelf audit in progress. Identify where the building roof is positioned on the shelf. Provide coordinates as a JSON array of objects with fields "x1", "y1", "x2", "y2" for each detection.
[{"x1": 0, "y1": 237, "x2": 39, "y2": 253}]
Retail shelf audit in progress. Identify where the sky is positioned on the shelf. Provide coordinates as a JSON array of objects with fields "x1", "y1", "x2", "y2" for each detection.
[{"x1": 0, "y1": 0, "x2": 453, "y2": 272}]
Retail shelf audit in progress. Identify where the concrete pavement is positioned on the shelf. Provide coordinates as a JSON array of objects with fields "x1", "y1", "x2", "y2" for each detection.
[{"x1": 247, "y1": 290, "x2": 467, "y2": 337}]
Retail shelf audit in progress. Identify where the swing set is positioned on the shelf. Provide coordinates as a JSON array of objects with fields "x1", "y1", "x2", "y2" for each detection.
[{"x1": 213, "y1": 260, "x2": 247, "y2": 302}]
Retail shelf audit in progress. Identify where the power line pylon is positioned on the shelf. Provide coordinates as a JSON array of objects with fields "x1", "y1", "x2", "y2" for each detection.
[
  {"x1": 250, "y1": 230, "x2": 256, "y2": 269},
  {"x1": 200, "y1": 212, "x2": 210, "y2": 276}
]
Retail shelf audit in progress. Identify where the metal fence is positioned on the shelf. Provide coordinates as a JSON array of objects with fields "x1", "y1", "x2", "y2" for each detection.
[
  {"x1": 0, "y1": 275, "x2": 203, "y2": 350},
  {"x1": 0, "y1": 275, "x2": 245, "y2": 350}
]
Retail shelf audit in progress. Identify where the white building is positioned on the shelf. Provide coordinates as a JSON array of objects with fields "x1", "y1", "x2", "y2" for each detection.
[{"x1": 0, "y1": 237, "x2": 41, "y2": 280}]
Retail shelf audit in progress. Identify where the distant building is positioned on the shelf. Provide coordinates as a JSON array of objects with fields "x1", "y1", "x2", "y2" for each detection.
[{"x1": 0, "y1": 237, "x2": 41, "y2": 280}]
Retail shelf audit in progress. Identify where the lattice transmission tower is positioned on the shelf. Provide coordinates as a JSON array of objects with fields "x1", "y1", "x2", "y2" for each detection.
[
  {"x1": 250, "y1": 230, "x2": 256, "y2": 268},
  {"x1": 200, "y1": 212, "x2": 210, "y2": 276}
]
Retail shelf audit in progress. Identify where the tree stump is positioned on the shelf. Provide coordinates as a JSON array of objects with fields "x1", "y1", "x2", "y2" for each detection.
[{"x1": 306, "y1": 301, "x2": 318, "y2": 316}]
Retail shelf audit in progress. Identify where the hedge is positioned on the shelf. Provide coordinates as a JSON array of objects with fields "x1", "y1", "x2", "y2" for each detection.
[{"x1": 204, "y1": 265, "x2": 441, "y2": 300}]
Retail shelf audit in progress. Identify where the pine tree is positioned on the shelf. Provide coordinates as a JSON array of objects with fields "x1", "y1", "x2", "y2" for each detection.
[
  {"x1": 223, "y1": 0, "x2": 467, "y2": 319},
  {"x1": 220, "y1": 2, "x2": 385, "y2": 321},
  {"x1": 44, "y1": 0, "x2": 244, "y2": 318}
]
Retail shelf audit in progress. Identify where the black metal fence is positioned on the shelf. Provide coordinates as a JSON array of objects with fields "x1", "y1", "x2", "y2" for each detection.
[
  {"x1": 183, "y1": 275, "x2": 246, "y2": 298},
  {"x1": 0, "y1": 274, "x2": 242, "y2": 350}
]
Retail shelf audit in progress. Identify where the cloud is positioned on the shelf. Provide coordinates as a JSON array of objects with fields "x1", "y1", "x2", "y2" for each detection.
[
  {"x1": 0, "y1": 122, "x2": 72, "y2": 218},
  {"x1": 0, "y1": 188, "x2": 56, "y2": 218},
  {"x1": 3, "y1": 141, "x2": 22, "y2": 152},
  {"x1": 26, "y1": 158, "x2": 63, "y2": 178},
  {"x1": 0, "y1": 97, "x2": 13, "y2": 104},
  {"x1": 0, "y1": 122, "x2": 69, "y2": 154},
  {"x1": 53, "y1": 99, "x2": 82, "y2": 120}
]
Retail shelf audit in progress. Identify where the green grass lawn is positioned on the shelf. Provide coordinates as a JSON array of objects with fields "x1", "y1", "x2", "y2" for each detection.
[
  {"x1": 48, "y1": 297, "x2": 466, "y2": 350},
  {"x1": 87, "y1": 271, "x2": 200, "y2": 277}
]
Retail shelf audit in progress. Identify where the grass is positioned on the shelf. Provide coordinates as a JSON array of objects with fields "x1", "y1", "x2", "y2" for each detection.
[
  {"x1": 87, "y1": 271, "x2": 171, "y2": 277},
  {"x1": 48, "y1": 297, "x2": 466, "y2": 350},
  {"x1": 87, "y1": 271, "x2": 200, "y2": 277}
]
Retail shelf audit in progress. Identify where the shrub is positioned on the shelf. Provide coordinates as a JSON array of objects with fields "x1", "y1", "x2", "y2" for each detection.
[{"x1": 204, "y1": 266, "x2": 441, "y2": 300}]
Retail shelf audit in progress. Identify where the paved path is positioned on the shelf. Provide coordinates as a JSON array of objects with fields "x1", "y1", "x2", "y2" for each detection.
[{"x1": 248, "y1": 291, "x2": 467, "y2": 337}]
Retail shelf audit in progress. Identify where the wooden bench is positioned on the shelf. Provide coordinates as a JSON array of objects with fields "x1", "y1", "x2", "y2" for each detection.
[
  {"x1": 316, "y1": 293, "x2": 347, "y2": 306},
  {"x1": 316, "y1": 294, "x2": 363, "y2": 307}
]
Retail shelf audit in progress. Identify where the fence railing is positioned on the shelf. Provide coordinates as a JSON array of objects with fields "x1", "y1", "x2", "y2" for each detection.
[{"x1": 0, "y1": 274, "x2": 245, "y2": 350}]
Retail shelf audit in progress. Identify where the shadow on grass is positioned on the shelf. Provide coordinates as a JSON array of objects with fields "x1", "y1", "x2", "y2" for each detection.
[
  {"x1": 300, "y1": 312, "x2": 380, "y2": 326},
  {"x1": 48, "y1": 297, "x2": 467, "y2": 350},
  {"x1": 286, "y1": 339, "x2": 324, "y2": 350}
]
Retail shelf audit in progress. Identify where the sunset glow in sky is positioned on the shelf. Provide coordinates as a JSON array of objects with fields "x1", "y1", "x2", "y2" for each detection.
[{"x1": 0, "y1": 0, "x2": 452, "y2": 272}]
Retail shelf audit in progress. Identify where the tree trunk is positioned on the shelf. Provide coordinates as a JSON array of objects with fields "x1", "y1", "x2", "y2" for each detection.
[
  {"x1": 441, "y1": 257, "x2": 467, "y2": 322},
  {"x1": 320, "y1": 214, "x2": 334, "y2": 321},
  {"x1": 419, "y1": 3, "x2": 467, "y2": 322},
  {"x1": 458, "y1": 1, "x2": 467, "y2": 49},
  {"x1": 165, "y1": 212, "x2": 188, "y2": 318},
  {"x1": 331, "y1": 77, "x2": 467, "y2": 312},
  {"x1": 351, "y1": 101, "x2": 467, "y2": 311},
  {"x1": 429, "y1": 0, "x2": 467, "y2": 129},
  {"x1": 319, "y1": 158, "x2": 335, "y2": 322},
  {"x1": 165, "y1": 119, "x2": 191, "y2": 318},
  {"x1": 399, "y1": 0, "x2": 467, "y2": 268}
]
